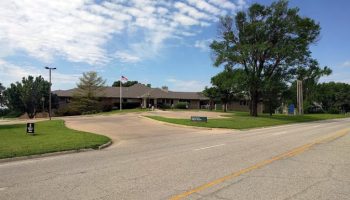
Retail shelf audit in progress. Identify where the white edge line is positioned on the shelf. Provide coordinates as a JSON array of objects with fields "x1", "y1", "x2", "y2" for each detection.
[{"x1": 194, "y1": 144, "x2": 225, "y2": 151}]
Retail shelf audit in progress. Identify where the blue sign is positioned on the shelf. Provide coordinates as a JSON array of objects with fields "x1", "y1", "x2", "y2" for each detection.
[{"x1": 288, "y1": 104, "x2": 295, "y2": 114}]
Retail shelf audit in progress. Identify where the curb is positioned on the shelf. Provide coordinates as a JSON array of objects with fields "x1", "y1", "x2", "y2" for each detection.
[
  {"x1": 0, "y1": 140, "x2": 112, "y2": 164},
  {"x1": 98, "y1": 140, "x2": 113, "y2": 150},
  {"x1": 140, "y1": 115, "x2": 212, "y2": 130},
  {"x1": 140, "y1": 115, "x2": 235, "y2": 132}
]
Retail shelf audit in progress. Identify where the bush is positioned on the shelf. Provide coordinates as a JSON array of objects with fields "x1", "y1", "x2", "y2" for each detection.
[
  {"x1": 101, "y1": 103, "x2": 113, "y2": 112},
  {"x1": 122, "y1": 102, "x2": 140, "y2": 109},
  {"x1": 55, "y1": 106, "x2": 81, "y2": 116},
  {"x1": 0, "y1": 108, "x2": 10, "y2": 117},
  {"x1": 305, "y1": 106, "x2": 324, "y2": 114},
  {"x1": 175, "y1": 102, "x2": 188, "y2": 109},
  {"x1": 82, "y1": 110, "x2": 99, "y2": 115},
  {"x1": 3, "y1": 110, "x2": 23, "y2": 118},
  {"x1": 157, "y1": 103, "x2": 171, "y2": 110},
  {"x1": 328, "y1": 107, "x2": 340, "y2": 114}
]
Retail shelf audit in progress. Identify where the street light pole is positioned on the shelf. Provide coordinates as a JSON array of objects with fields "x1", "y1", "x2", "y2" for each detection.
[{"x1": 45, "y1": 66, "x2": 56, "y2": 120}]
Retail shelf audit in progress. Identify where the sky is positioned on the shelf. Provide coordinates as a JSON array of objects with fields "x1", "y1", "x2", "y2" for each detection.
[{"x1": 0, "y1": 0, "x2": 349, "y2": 91}]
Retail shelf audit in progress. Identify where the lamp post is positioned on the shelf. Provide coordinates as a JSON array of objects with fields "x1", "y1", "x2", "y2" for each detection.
[{"x1": 45, "y1": 66, "x2": 56, "y2": 120}]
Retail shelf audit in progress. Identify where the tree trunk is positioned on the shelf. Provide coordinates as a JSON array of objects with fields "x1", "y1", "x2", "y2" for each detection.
[
  {"x1": 250, "y1": 90, "x2": 259, "y2": 117},
  {"x1": 269, "y1": 98, "x2": 273, "y2": 116}
]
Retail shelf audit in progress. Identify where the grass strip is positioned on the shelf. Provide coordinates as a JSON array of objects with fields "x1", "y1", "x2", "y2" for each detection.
[{"x1": 0, "y1": 120, "x2": 110, "y2": 159}]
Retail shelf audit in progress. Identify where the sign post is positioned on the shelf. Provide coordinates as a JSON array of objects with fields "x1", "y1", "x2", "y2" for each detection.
[{"x1": 26, "y1": 123, "x2": 35, "y2": 135}]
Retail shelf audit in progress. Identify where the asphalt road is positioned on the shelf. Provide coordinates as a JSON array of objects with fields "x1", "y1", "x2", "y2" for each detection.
[{"x1": 0, "y1": 114, "x2": 349, "y2": 200}]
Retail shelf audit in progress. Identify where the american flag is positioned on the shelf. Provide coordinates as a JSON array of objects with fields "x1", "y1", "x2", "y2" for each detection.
[{"x1": 121, "y1": 75, "x2": 128, "y2": 81}]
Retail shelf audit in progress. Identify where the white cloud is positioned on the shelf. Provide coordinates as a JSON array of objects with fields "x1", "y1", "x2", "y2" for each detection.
[
  {"x1": 208, "y1": 0, "x2": 237, "y2": 10},
  {"x1": 167, "y1": 78, "x2": 207, "y2": 92},
  {"x1": 173, "y1": 13, "x2": 201, "y2": 26},
  {"x1": 186, "y1": 0, "x2": 221, "y2": 15},
  {"x1": 0, "y1": 0, "x2": 246, "y2": 65},
  {"x1": 115, "y1": 51, "x2": 141, "y2": 63},
  {"x1": 341, "y1": 61, "x2": 350, "y2": 67},
  {"x1": 194, "y1": 39, "x2": 213, "y2": 51},
  {"x1": 0, "y1": 59, "x2": 79, "y2": 89},
  {"x1": 174, "y1": 2, "x2": 213, "y2": 21}
]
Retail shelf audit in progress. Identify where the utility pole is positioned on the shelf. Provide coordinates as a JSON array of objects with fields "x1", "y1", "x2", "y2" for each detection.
[
  {"x1": 45, "y1": 66, "x2": 56, "y2": 120},
  {"x1": 297, "y1": 80, "x2": 303, "y2": 115}
]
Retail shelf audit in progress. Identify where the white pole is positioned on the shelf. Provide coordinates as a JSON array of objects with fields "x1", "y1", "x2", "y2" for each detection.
[{"x1": 120, "y1": 78, "x2": 122, "y2": 111}]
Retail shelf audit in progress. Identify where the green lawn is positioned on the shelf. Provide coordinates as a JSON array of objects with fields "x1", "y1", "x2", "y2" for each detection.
[
  {"x1": 0, "y1": 120, "x2": 110, "y2": 159},
  {"x1": 146, "y1": 112, "x2": 349, "y2": 130}
]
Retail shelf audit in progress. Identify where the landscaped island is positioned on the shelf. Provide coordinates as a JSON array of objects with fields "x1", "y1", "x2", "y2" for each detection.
[
  {"x1": 0, "y1": 120, "x2": 110, "y2": 159},
  {"x1": 146, "y1": 112, "x2": 349, "y2": 130}
]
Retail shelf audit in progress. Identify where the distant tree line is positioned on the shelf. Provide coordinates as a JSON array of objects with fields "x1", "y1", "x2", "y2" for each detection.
[{"x1": 112, "y1": 80, "x2": 151, "y2": 88}]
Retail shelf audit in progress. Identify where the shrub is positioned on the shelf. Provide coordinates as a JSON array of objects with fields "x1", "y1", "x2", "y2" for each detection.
[
  {"x1": 122, "y1": 102, "x2": 140, "y2": 109},
  {"x1": 3, "y1": 110, "x2": 23, "y2": 118},
  {"x1": 328, "y1": 107, "x2": 340, "y2": 114},
  {"x1": 157, "y1": 103, "x2": 171, "y2": 110},
  {"x1": 101, "y1": 103, "x2": 113, "y2": 112},
  {"x1": 82, "y1": 110, "x2": 99, "y2": 115},
  {"x1": 175, "y1": 102, "x2": 188, "y2": 109},
  {"x1": 56, "y1": 106, "x2": 81, "y2": 116},
  {"x1": 0, "y1": 108, "x2": 10, "y2": 117},
  {"x1": 305, "y1": 106, "x2": 324, "y2": 114}
]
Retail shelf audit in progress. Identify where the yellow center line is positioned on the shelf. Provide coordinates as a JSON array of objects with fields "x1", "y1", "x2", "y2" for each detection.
[{"x1": 170, "y1": 128, "x2": 349, "y2": 200}]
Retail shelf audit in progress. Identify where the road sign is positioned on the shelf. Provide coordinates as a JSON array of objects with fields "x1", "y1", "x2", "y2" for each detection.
[
  {"x1": 288, "y1": 104, "x2": 295, "y2": 115},
  {"x1": 27, "y1": 123, "x2": 35, "y2": 135},
  {"x1": 191, "y1": 116, "x2": 207, "y2": 122}
]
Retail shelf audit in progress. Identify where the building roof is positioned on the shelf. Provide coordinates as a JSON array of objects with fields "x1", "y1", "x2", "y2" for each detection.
[{"x1": 53, "y1": 83, "x2": 208, "y2": 100}]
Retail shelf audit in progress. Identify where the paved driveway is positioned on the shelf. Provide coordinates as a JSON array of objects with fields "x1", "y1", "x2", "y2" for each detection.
[{"x1": 63, "y1": 112, "x2": 229, "y2": 146}]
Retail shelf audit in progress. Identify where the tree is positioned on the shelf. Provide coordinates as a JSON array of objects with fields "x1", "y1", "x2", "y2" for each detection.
[
  {"x1": 262, "y1": 73, "x2": 289, "y2": 115},
  {"x1": 3, "y1": 83, "x2": 23, "y2": 112},
  {"x1": 210, "y1": 69, "x2": 246, "y2": 112},
  {"x1": 315, "y1": 82, "x2": 350, "y2": 113},
  {"x1": 3, "y1": 76, "x2": 50, "y2": 118},
  {"x1": 295, "y1": 59, "x2": 332, "y2": 105},
  {"x1": 210, "y1": 0, "x2": 320, "y2": 116},
  {"x1": 203, "y1": 86, "x2": 219, "y2": 110},
  {"x1": 0, "y1": 82, "x2": 5, "y2": 107},
  {"x1": 112, "y1": 80, "x2": 139, "y2": 87},
  {"x1": 71, "y1": 71, "x2": 106, "y2": 113}
]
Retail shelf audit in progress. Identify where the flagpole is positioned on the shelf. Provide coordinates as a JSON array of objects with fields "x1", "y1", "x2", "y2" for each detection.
[{"x1": 120, "y1": 76, "x2": 122, "y2": 111}]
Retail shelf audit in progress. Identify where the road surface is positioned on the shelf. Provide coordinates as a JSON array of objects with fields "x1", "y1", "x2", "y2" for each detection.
[{"x1": 0, "y1": 113, "x2": 349, "y2": 200}]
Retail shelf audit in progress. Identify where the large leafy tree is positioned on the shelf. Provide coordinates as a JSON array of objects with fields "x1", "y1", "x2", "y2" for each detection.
[
  {"x1": 71, "y1": 71, "x2": 106, "y2": 113},
  {"x1": 210, "y1": 0, "x2": 321, "y2": 116},
  {"x1": 3, "y1": 76, "x2": 50, "y2": 118}
]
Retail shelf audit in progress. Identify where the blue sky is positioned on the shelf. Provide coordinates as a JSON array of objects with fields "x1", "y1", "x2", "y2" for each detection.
[{"x1": 0, "y1": 0, "x2": 349, "y2": 91}]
